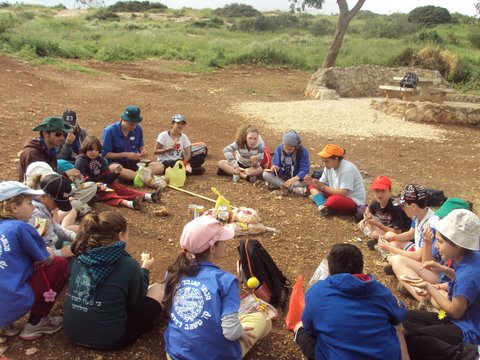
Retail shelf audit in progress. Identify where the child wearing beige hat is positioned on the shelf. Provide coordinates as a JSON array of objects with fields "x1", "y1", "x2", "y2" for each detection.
[{"x1": 403, "y1": 209, "x2": 480, "y2": 359}]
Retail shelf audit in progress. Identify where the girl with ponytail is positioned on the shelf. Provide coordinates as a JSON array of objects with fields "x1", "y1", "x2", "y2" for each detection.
[{"x1": 64, "y1": 210, "x2": 163, "y2": 349}]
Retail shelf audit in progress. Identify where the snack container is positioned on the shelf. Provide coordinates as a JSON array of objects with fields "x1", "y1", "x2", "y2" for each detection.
[{"x1": 194, "y1": 205, "x2": 205, "y2": 218}]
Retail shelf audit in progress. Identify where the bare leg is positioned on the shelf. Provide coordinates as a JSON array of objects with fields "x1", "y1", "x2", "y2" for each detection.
[
  {"x1": 146, "y1": 283, "x2": 165, "y2": 304},
  {"x1": 397, "y1": 327, "x2": 410, "y2": 360},
  {"x1": 148, "y1": 161, "x2": 164, "y2": 176},
  {"x1": 390, "y1": 255, "x2": 440, "y2": 301},
  {"x1": 109, "y1": 164, "x2": 136, "y2": 182},
  {"x1": 58, "y1": 208, "x2": 77, "y2": 231},
  {"x1": 218, "y1": 160, "x2": 235, "y2": 175}
]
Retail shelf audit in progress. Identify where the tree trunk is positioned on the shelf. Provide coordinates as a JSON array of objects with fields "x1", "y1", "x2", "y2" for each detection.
[{"x1": 322, "y1": 0, "x2": 365, "y2": 68}]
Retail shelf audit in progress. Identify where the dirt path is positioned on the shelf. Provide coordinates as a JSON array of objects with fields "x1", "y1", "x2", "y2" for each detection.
[{"x1": 0, "y1": 54, "x2": 479, "y2": 360}]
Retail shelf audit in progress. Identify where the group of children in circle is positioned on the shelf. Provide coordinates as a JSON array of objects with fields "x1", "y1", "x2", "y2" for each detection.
[{"x1": 1, "y1": 104, "x2": 479, "y2": 360}]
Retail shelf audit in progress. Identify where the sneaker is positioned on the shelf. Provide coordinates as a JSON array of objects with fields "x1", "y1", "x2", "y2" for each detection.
[
  {"x1": 374, "y1": 244, "x2": 391, "y2": 262},
  {"x1": 246, "y1": 175, "x2": 258, "y2": 183},
  {"x1": 318, "y1": 205, "x2": 333, "y2": 217},
  {"x1": 366, "y1": 239, "x2": 378, "y2": 250},
  {"x1": 1, "y1": 323, "x2": 22, "y2": 337},
  {"x1": 384, "y1": 264, "x2": 395, "y2": 276},
  {"x1": 19, "y1": 316, "x2": 63, "y2": 340},
  {"x1": 292, "y1": 187, "x2": 307, "y2": 196},
  {"x1": 133, "y1": 196, "x2": 143, "y2": 210},
  {"x1": 150, "y1": 187, "x2": 162, "y2": 203}
]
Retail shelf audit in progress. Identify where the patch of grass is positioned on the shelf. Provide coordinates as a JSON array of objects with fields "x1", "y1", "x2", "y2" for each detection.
[{"x1": 0, "y1": 4, "x2": 479, "y2": 93}]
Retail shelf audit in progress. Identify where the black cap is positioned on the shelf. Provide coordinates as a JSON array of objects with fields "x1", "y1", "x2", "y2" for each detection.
[
  {"x1": 40, "y1": 174, "x2": 73, "y2": 212},
  {"x1": 62, "y1": 110, "x2": 77, "y2": 127}
]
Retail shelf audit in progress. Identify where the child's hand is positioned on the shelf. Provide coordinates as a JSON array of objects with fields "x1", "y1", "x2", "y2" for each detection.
[
  {"x1": 384, "y1": 231, "x2": 397, "y2": 242},
  {"x1": 422, "y1": 227, "x2": 434, "y2": 244},
  {"x1": 114, "y1": 164, "x2": 123, "y2": 174},
  {"x1": 141, "y1": 252, "x2": 155, "y2": 270},
  {"x1": 250, "y1": 156, "x2": 259, "y2": 167},
  {"x1": 240, "y1": 326, "x2": 256, "y2": 347},
  {"x1": 420, "y1": 260, "x2": 439, "y2": 272},
  {"x1": 96, "y1": 182, "x2": 107, "y2": 192}
]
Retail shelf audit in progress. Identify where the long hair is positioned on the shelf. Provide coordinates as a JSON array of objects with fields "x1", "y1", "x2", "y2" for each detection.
[
  {"x1": 71, "y1": 210, "x2": 127, "y2": 256},
  {"x1": 235, "y1": 124, "x2": 259, "y2": 147},
  {"x1": 162, "y1": 248, "x2": 210, "y2": 310},
  {"x1": 0, "y1": 195, "x2": 30, "y2": 219},
  {"x1": 80, "y1": 135, "x2": 102, "y2": 154}
]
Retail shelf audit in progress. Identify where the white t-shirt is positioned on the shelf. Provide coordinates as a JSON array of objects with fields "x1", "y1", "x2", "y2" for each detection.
[
  {"x1": 156, "y1": 131, "x2": 191, "y2": 162},
  {"x1": 320, "y1": 159, "x2": 366, "y2": 205},
  {"x1": 412, "y1": 208, "x2": 439, "y2": 249}
]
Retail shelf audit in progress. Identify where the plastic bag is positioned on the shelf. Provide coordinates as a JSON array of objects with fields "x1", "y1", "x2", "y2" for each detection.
[
  {"x1": 239, "y1": 293, "x2": 278, "y2": 320},
  {"x1": 211, "y1": 187, "x2": 232, "y2": 213},
  {"x1": 307, "y1": 258, "x2": 329, "y2": 289},
  {"x1": 134, "y1": 162, "x2": 150, "y2": 188},
  {"x1": 285, "y1": 275, "x2": 305, "y2": 331}
]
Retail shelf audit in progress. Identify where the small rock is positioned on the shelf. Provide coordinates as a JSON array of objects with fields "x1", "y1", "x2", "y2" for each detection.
[{"x1": 26, "y1": 347, "x2": 39, "y2": 355}]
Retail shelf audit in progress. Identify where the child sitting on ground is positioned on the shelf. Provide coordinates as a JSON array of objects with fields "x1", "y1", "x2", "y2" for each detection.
[
  {"x1": 64, "y1": 210, "x2": 164, "y2": 349},
  {"x1": 358, "y1": 175, "x2": 411, "y2": 250},
  {"x1": 217, "y1": 124, "x2": 265, "y2": 183},
  {"x1": 294, "y1": 243, "x2": 408, "y2": 360},
  {"x1": 75, "y1": 135, "x2": 161, "y2": 210},
  {"x1": 0, "y1": 181, "x2": 68, "y2": 340},
  {"x1": 263, "y1": 130, "x2": 309, "y2": 196},
  {"x1": 154, "y1": 114, "x2": 193, "y2": 174},
  {"x1": 403, "y1": 209, "x2": 480, "y2": 360},
  {"x1": 28, "y1": 173, "x2": 78, "y2": 258},
  {"x1": 163, "y1": 216, "x2": 271, "y2": 360}
]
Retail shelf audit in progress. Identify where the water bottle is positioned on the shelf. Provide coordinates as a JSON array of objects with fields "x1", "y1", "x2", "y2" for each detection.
[{"x1": 308, "y1": 258, "x2": 329, "y2": 289}]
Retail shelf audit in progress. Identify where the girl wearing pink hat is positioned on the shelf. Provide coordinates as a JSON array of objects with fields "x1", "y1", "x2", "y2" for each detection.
[{"x1": 163, "y1": 216, "x2": 271, "y2": 360}]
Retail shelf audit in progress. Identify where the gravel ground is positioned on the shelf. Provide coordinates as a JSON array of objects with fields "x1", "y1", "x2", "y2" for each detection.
[{"x1": 232, "y1": 98, "x2": 447, "y2": 140}]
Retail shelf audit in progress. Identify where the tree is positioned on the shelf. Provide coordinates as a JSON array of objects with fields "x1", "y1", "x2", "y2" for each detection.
[
  {"x1": 289, "y1": 0, "x2": 365, "y2": 68},
  {"x1": 407, "y1": 6, "x2": 452, "y2": 27}
]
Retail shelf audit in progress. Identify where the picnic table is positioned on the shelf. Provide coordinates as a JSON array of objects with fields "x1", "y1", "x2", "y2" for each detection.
[{"x1": 379, "y1": 76, "x2": 454, "y2": 104}]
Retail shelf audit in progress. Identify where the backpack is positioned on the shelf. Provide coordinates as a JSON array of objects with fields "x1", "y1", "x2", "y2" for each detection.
[
  {"x1": 190, "y1": 142, "x2": 207, "y2": 175},
  {"x1": 400, "y1": 72, "x2": 418, "y2": 88},
  {"x1": 238, "y1": 238, "x2": 291, "y2": 310},
  {"x1": 425, "y1": 189, "x2": 447, "y2": 207}
]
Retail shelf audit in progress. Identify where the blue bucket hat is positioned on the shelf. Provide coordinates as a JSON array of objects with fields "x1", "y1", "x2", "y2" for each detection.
[{"x1": 121, "y1": 105, "x2": 143, "y2": 123}]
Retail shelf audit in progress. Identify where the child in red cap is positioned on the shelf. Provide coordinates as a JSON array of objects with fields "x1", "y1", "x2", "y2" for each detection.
[{"x1": 358, "y1": 175, "x2": 411, "y2": 250}]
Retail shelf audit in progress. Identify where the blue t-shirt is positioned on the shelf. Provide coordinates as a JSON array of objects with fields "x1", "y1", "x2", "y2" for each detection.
[
  {"x1": 302, "y1": 273, "x2": 406, "y2": 360},
  {"x1": 101, "y1": 121, "x2": 144, "y2": 165},
  {"x1": 448, "y1": 252, "x2": 480, "y2": 344},
  {"x1": 0, "y1": 219, "x2": 49, "y2": 327},
  {"x1": 164, "y1": 261, "x2": 242, "y2": 360}
]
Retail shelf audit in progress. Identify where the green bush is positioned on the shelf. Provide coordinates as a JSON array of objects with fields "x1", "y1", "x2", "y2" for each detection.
[
  {"x1": 416, "y1": 30, "x2": 443, "y2": 45},
  {"x1": 408, "y1": 6, "x2": 452, "y2": 27},
  {"x1": 467, "y1": 27, "x2": 480, "y2": 49},
  {"x1": 0, "y1": 2, "x2": 10, "y2": 8},
  {"x1": 107, "y1": 1, "x2": 167, "y2": 12},
  {"x1": 0, "y1": 13, "x2": 16, "y2": 34},
  {"x1": 213, "y1": 3, "x2": 260, "y2": 18},
  {"x1": 389, "y1": 47, "x2": 416, "y2": 66},
  {"x1": 309, "y1": 18, "x2": 334, "y2": 36},
  {"x1": 192, "y1": 17, "x2": 224, "y2": 29},
  {"x1": 355, "y1": 10, "x2": 379, "y2": 20},
  {"x1": 232, "y1": 14, "x2": 300, "y2": 32},
  {"x1": 364, "y1": 14, "x2": 418, "y2": 39},
  {"x1": 86, "y1": 10, "x2": 120, "y2": 21}
]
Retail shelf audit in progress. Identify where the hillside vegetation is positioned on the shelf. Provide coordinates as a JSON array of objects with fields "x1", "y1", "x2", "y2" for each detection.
[{"x1": 0, "y1": 2, "x2": 479, "y2": 93}]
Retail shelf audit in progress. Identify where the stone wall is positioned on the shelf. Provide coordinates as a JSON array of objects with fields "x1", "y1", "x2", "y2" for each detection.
[
  {"x1": 305, "y1": 65, "x2": 447, "y2": 99},
  {"x1": 370, "y1": 99, "x2": 480, "y2": 126}
]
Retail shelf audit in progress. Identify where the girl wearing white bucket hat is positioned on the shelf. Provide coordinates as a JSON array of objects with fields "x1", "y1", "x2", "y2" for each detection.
[{"x1": 403, "y1": 209, "x2": 480, "y2": 360}]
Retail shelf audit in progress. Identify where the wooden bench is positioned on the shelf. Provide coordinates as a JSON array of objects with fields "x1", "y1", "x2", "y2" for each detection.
[
  {"x1": 379, "y1": 85, "x2": 416, "y2": 101},
  {"x1": 426, "y1": 87, "x2": 454, "y2": 104}
]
